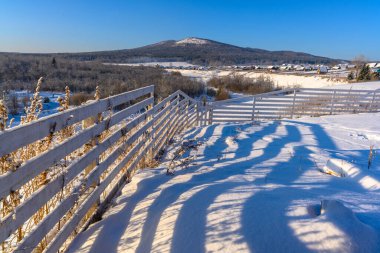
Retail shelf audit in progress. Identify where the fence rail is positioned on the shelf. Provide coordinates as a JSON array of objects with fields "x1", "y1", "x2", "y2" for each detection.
[
  {"x1": 200, "y1": 87, "x2": 380, "y2": 124},
  {"x1": 0, "y1": 86, "x2": 197, "y2": 253}
]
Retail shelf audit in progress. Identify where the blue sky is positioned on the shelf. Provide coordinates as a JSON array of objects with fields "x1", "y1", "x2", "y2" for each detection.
[{"x1": 1, "y1": 0, "x2": 379, "y2": 60}]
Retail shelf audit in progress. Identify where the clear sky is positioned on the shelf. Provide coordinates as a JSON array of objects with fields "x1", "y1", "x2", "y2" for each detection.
[{"x1": 1, "y1": 0, "x2": 379, "y2": 60}]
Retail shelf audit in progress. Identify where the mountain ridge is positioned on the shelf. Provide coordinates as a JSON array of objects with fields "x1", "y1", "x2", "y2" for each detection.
[{"x1": 1, "y1": 37, "x2": 342, "y2": 65}]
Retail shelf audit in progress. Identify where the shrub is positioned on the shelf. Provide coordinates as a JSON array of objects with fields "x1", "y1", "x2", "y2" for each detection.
[
  {"x1": 347, "y1": 71, "x2": 355, "y2": 81},
  {"x1": 70, "y1": 93, "x2": 93, "y2": 106},
  {"x1": 207, "y1": 74, "x2": 277, "y2": 95},
  {"x1": 43, "y1": 97, "x2": 50, "y2": 103},
  {"x1": 215, "y1": 87, "x2": 230, "y2": 100},
  {"x1": 372, "y1": 71, "x2": 380, "y2": 80},
  {"x1": 206, "y1": 88, "x2": 216, "y2": 97},
  {"x1": 7, "y1": 95, "x2": 18, "y2": 115}
]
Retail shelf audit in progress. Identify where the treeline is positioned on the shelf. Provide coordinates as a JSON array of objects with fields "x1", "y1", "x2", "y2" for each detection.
[
  {"x1": 207, "y1": 75, "x2": 278, "y2": 100},
  {"x1": 0, "y1": 54, "x2": 204, "y2": 102}
]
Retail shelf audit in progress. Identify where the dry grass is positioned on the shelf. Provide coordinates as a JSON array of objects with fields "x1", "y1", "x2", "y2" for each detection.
[{"x1": 0, "y1": 79, "x2": 84, "y2": 252}]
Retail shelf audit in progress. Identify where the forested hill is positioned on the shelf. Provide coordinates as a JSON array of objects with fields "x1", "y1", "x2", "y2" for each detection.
[{"x1": 56, "y1": 37, "x2": 340, "y2": 65}]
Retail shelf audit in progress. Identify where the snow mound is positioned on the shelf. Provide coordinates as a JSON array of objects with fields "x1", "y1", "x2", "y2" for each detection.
[
  {"x1": 225, "y1": 136, "x2": 237, "y2": 147},
  {"x1": 320, "y1": 200, "x2": 378, "y2": 252},
  {"x1": 322, "y1": 159, "x2": 349, "y2": 177},
  {"x1": 176, "y1": 37, "x2": 209, "y2": 45},
  {"x1": 322, "y1": 159, "x2": 380, "y2": 190}
]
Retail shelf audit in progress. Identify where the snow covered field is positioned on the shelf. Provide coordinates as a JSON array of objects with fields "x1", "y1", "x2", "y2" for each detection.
[
  {"x1": 105, "y1": 62, "x2": 197, "y2": 68},
  {"x1": 68, "y1": 112, "x2": 380, "y2": 253},
  {"x1": 169, "y1": 68, "x2": 380, "y2": 89}
]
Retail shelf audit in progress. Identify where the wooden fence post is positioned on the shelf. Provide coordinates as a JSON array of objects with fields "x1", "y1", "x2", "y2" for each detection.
[
  {"x1": 196, "y1": 102, "x2": 200, "y2": 127},
  {"x1": 290, "y1": 89, "x2": 297, "y2": 119},
  {"x1": 370, "y1": 90, "x2": 377, "y2": 112},
  {"x1": 251, "y1": 96, "x2": 256, "y2": 121},
  {"x1": 148, "y1": 90, "x2": 155, "y2": 162},
  {"x1": 208, "y1": 103, "x2": 213, "y2": 125},
  {"x1": 330, "y1": 90, "x2": 336, "y2": 115},
  {"x1": 185, "y1": 99, "x2": 189, "y2": 128}
]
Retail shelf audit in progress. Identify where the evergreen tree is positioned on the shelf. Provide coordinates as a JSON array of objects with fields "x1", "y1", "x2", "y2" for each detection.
[
  {"x1": 357, "y1": 65, "x2": 371, "y2": 81},
  {"x1": 51, "y1": 57, "x2": 57, "y2": 68},
  {"x1": 347, "y1": 71, "x2": 355, "y2": 80}
]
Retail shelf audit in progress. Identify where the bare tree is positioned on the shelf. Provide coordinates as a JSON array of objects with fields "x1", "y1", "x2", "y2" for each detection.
[
  {"x1": 7, "y1": 95, "x2": 18, "y2": 115},
  {"x1": 352, "y1": 55, "x2": 368, "y2": 78}
]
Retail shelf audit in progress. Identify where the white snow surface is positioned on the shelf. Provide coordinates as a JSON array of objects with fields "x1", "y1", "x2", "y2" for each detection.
[
  {"x1": 176, "y1": 38, "x2": 210, "y2": 45},
  {"x1": 7, "y1": 91, "x2": 63, "y2": 127},
  {"x1": 68, "y1": 113, "x2": 380, "y2": 253},
  {"x1": 105, "y1": 62, "x2": 197, "y2": 68}
]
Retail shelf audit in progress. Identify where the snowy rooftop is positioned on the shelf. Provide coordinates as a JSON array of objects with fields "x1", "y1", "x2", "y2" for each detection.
[{"x1": 68, "y1": 113, "x2": 380, "y2": 253}]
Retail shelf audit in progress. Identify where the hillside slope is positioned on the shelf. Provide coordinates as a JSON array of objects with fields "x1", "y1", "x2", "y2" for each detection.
[{"x1": 58, "y1": 37, "x2": 340, "y2": 65}]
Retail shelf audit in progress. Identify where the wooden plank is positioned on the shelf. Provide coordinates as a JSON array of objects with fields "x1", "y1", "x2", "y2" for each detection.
[
  {"x1": 212, "y1": 96, "x2": 253, "y2": 105},
  {"x1": 153, "y1": 91, "x2": 179, "y2": 113},
  {"x1": 258, "y1": 98, "x2": 295, "y2": 103},
  {"x1": 297, "y1": 88, "x2": 377, "y2": 93},
  {"x1": 0, "y1": 97, "x2": 153, "y2": 201},
  {"x1": 85, "y1": 120, "x2": 153, "y2": 187},
  {"x1": 213, "y1": 115, "x2": 252, "y2": 119},
  {"x1": 212, "y1": 106, "x2": 253, "y2": 111},
  {"x1": 0, "y1": 86, "x2": 154, "y2": 157},
  {"x1": 153, "y1": 103, "x2": 181, "y2": 153},
  {"x1": 154, "y1": 108, "x2": 175, "y2": 135},
  {"x1": 46, "y1": 133, "x2": 150, "y2": 253},
  {"x1": 177, "y1": 90, "x2": 197, "y2": 103},
  {"x1": 16, "y1": 194, "x2": 78, "y2": 252},
  {"x1": 165, "y1": 101, "x2": 187, "y2": 138},
  {"x1": 154, "y1": 97, "x2": 180, "y2": 127},
  {"x1": 167, "y1": 110, "x2": 187, "y2": 141},
  {"x1": 44, "y1": 139, "x2": 147, "y2": 253},
  {"x1": 154, "y1": 107, "x2": 182, "y2": 154},
  {"x1": 188, "y1": 116, "x2": 197, "y2": 126},
  {"x1": 297, "y1": 92, "x2": 369, "y2": 97},
  {"x1": 154, "y1": 97, "x2": 184, "y2": 133},
  {"x1": 212, "y1": 119, "x2": 252, "y2": 123},
  {"x1": 212, "y1": 111, "x2": 252, "y2": 115},
  {"x1": 253, "y1": 107, "x2": 293, "y2": 111}
]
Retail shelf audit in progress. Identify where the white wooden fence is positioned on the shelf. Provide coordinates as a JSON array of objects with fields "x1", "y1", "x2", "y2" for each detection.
[
  {"x1": 0, "y1": 86, "x2": 198, "y2": 253},
  {"x1": 1, "y1": 85, "x2": 379, "y2": 253},
  {"x1": 199, "y1": 87, "x2": 380, "y2": 124}
]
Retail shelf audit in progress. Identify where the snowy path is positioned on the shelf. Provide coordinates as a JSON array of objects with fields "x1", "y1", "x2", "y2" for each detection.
[{"x1": 68, "y1": 113, "x2": 380, "y2": 253}]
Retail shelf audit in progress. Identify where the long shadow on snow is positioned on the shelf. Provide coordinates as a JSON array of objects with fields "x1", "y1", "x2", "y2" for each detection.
[
  {"x1": 293, "y1": 121, "x2": 380, "y2": 250},
  {"x1": 73, "y1": 124, "x2": 219, "y2": 253},
  {"x1": 287, "y1": 121, "x2": 373, "y2": 164},
  {"x1": 240, "y1": 121, "x2": 380, "y2": 253},
  {"x1": 183, "y1": 126, "x2": 203, "y2": 140},
  {"x1": 135, "y1": 122, "x2": 280, "y2": 253},
  {"x1": 169, "y1": 124, "x2": 302, "y2": 253},
  {"x1": 241, "y1": 145, "x2": 315, "y2": 253}
]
